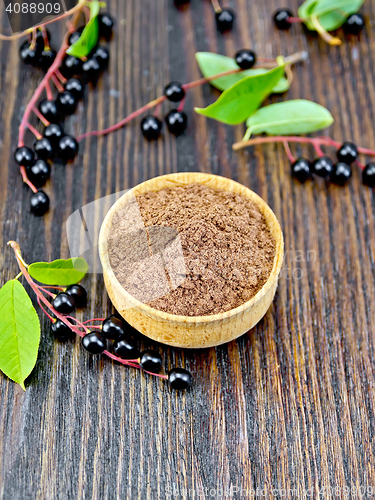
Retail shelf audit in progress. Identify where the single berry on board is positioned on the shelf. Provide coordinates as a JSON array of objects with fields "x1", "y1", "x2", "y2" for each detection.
[
  {"x1": 61, "y1": 55, "x2": 83, "y2": 77},
  {"x1": 102, "y1": 316, "x2": 125, "y2": 340},
  {"x1": 65, "y1": 78, "x2": 85, "y2": 99},
  {"x1": 56, "y1": 90, "x2": 78, "y2": 115},
  {"x1": 141, "y1": 115, "x2": 163, "y2": 140},
  {"x1": 19, "y1": 40, "x2": 40, "y2": 65},
  {"x1": 65, "y1": 284, "x2": 87, "y2": 308},
  {"x1": 38, "y1": 49, "x2": 56, "y2": 71},
  {"x1": 215, "y1": 9, "x2": 235, "y2": 33},
  {"x1": 53, "y1": 292, "x2": 76, "y2": 315},
  {"x1": 291, "y1": 158, "x2": 311, "y2": 183},
  {"x1": 14, "y1": 146, "x2": 34, "y2": 166},
  {"x1": 235, "y1": 49, "x2": 256, "y2": 70},
  {"x1": 44, "y1": 123, "x2": 64, "y2": 146},
  {"x1": 337, "y1": 142, "x2": 358, "y2": 164},
  {"x1": 57, "y1": 135, "x2": 79, "y2": 162},
  {"x1": 82, "y1": 332, "x2": 106, "y2": 355},
  {"x1": 168, "y1": 368, "x2": 192, "y2": 390},
  {"x1": 273, "y1": 8, "x2": 293, "y2": 29},
  {"x1": 92, "y1": 46, "x2": 110, "y2": 70},
  {"x1": 164, "y1": 82, "x2": 185, "y2": 102},
  {"x1": 165, "y1": 110, "x2": 188, "y2": 136},
  {"x1": 26, "y1": 159, "x2": 51, "y2": 187},
  {"x1": 68, "y1": 31, "x2": 81, "y2": 46},
  {"x1": 38, "y1": 99, "x2": 60, "y2": 122},
  {"x1": 82, "y1": 57, "x2": 102, "y2": 81},
  {"x1": 98, "y1": 13, "x2": 114, "y2": 40},
  {"x1": 139, "y1": 349, "x2": 162, "y2": 373},
  {"x1": 362, "y1": 162, "x2": 375, "y2": 187},
  {"x1": 344, "y1": 13, "x2": 365, "y2": 35},
  {"x1": 113, "y1": 336, "x2": 140, "y2": 360},
  {"x1": 30, "y1": 191, "x2": 49, "y2": 216},
  {"x1": 312, "y1": 156, "x2": 333, "y2": 178},
  {"x1": 51, "y1": 319, "x2": 73, "y2": 341},
  {"x1": 34, "y1": 137, "x2": 54, "y2": 160},
  {"x1": 331, "y1": 162, "x2": 352, "y2": 185}
]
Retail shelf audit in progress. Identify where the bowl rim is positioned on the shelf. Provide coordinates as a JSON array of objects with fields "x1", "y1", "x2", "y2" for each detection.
[{"x1": 99, "y1": 172, "x2": 284, "y2": 324}]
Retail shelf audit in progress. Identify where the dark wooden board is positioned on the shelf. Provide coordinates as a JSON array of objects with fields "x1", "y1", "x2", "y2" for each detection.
[{"x1": 1, "y1": 0, "x2": 375, "y2": 498}]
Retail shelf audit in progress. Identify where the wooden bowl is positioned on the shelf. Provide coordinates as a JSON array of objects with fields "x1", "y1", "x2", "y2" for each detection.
[{"x1": 99, "y1": 172, "x2": 284, "y2": 348}]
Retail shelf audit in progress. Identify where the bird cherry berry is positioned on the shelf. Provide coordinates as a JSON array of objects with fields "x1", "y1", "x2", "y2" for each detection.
[
  {"x1": 362, "y1": 162, "x2": 375, "y2": 187},
  {"x1": 35, "y1": 28, "x2": 50, "y2": 52},
  {"x1": 113, "y1": 336, "x2": 140, "y2": 360},
  {"x1": 168, "y1": 368, "x2": 192, "y2": 390},
  {"x1": 44, "y1": 123, "x2": 64, "y2": 146},
  {"x1": 215, "y1": 9, "x2": 235, "y2": 33},
  {"x1": 61, "y1": 55, "x2": 83, "y2": 78},
  {"x1": 92, "y1": 46, "x2": 110, "y2": 70},
  {"x1": 82, "y1": 57, "x2": 101, "y2": 81},
  {"x1": 82, "y1": 331, "x2": 106, "y2": 354},
  {"x1": 312, "y1": 156, "x2": 333, "y2": 178},
  {"x1": 56, "y1": 90, "x2": 78, "y2": 116},
  {"x1": 273, "y1": 8, "x2": 293, "y2": 29},
  {"x1": 65, "y1": 78, "x2": 85, "y2": 100},
  {"x1": 139, "y1": 350, "x2": 163, "y2": 373},
  {"x1": 65, "y1": 284, "x2": 87, "y2": 308},
  {"x1": 39, "y1": 99, "x2": 61, "y2": 123},
  {"x1": 337, "y1": 142, "x2": 358, "y2": 164},
  {"x1": 235, "y1": 49, "x2": 256, "y2": 70},
  {"x1": 38, "y1": 49, "x2": 56, "y2": 71},
  {"x1": 14, "y1": 146, "x2": 34, "y2": 166},
  {"x1": 344, "y1": 13, "x2": 365, "y2": 35},
  {"x1": 30, "y1": 190, "x2": 49, "y2": 216},
  {"x1": 34, "y1": 137, "x2": 54, "y2": 160},
  {"x1": 164, "y1": 82, "x2": 185, "y2": 102},
  {"x1": 51, "y1": 319, "x2": 73, "y2": 341},
  {"x1": 57, "y1": 135, "x2": 79, "y2": 162},
  {"x1": 102, "y1": 316, "x2": 125, "y2": 340},
  {"x1": 331, "y1": 162, "x2": 352, "y2": 185},
  {"x1": 98, "y1": 13, "x2": 114, "y2": 40},
  {"x1": 291, "y1": 158, "x2": 311, "y2": 183},
  {"x1": 26, "y1": 159, "x2": 51, "y2": 187},
  {"x1": 165, "y1": 110, "x2": 188, "y2": 136},
  {"x1": 53, "y1": 292, "x2": 76, "y2": 314},
  {"x1": 19, "y1": 40, "x2": 40, "y2": 65},
  {"x1": 141, "y1": 115, "x2": 163, "y2": 140}
]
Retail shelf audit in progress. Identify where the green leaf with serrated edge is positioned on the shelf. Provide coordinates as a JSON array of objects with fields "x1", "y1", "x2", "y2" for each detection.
[
  {"x1": 195, "y1": 52, "x2": 290, "y2": 94},
  {"x1": 244, "y1": 100, "x2": 333, "y2": 138},
  {"x1": 195, "y1": 64, "x2": 285, "y2": 125},
  {"x1": 66, "y1": 0, "x2": 100, "y2": 58},
  {"x1": 0, "y1": 280, "x2": 40, "y2": 390},
  {"x1": 298, "y1": 0, "x2": 364, "y2": 31},
  {"x1": 28, "y1": 258, "x2": 88, "y2": 286}
]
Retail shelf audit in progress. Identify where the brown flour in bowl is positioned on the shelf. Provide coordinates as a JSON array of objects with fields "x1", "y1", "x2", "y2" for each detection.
[{"x1": 108, "y1": 183, "x2": 276, "y2": 316}]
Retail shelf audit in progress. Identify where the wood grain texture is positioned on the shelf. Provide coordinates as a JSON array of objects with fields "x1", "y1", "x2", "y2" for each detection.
[{"x1": 0, "y1": 0, "x2": 375, "y2": 498}]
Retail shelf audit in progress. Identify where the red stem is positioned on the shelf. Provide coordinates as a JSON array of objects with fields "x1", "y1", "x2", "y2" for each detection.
[
  {"x1": 177, "y1": 98, "x2": 186, "y2": 112},
  {"x1": 26, "y1": 123, "x2": 43, "y2": 140},
  {"x1": 32, "y1": 106, "x2": 50, "y2": 126},
  {"x1": 54, "y1": 69, "x2": 67, "y2": 84},
  {"x1": 20, "y1": 166, "x2": 37, "y2": 193},
  {"x1": 283, "y1": 141, "x2": 295, "y2": 163},
  {"x1": 288, "y1": 17, "x2": 304, "y2": 23},
  {"x1": 45, "y1": 81, "x2": 53, "y2": 101},
  {"x1": 83, "y1": 318, "x2": 106, "y2": 324},
  {"x1": 37, "y1": 296, "x2": 55, "y2": 322},
  {"x1": 51, "y1": 74, "x2": 65, "y2": 93},
  {"x1": 35, "y1": 283, "x2": 56, "y2": 298}
]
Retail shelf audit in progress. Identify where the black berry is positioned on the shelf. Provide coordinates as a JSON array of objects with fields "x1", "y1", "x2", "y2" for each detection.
[
  {"x1": 174, "y1": 0, "x2": 190, "y2": 7},
  {"x1": 312, "y1": 156, "x2": 333, "y2": 178},
  {"x1": 141, "y1": 115, "x2": 163, "y2": 140},
  {"x1": 273, "y1": 8, "x2": 293, "y2": 29},
  {"x1": 215, "y1": 9, "x2": 235, "y2": 33},
  {"x1": 344, "y1": 13, "x2": 365, "y2": 35},
  {"x1": 38, "y1": 99, "x2": 60, "y2": 123},
  {"x1": 165, "y1": 110, "x2": 188, "y2": 136},
  {"x1": 65, "y1": 284, "x2": 87, "y2": 308},
  {"x1": 113, "y1": 336, "x2": 140, "y2": 360},
  {"x1": 52, "y1": 292, "x2": 76, "y2": 315},
  {"x1": 98, "y1": 13, "x2": 114, "y2": 40},
  {"x1": 44, "y1": 123, "x2": 64, "y2": 146},
  {"x1": 82, "y1": 57, "x2": 101, "y2": 81},
  {"x1": 235, "y1": 49, "x2": 256, "y2": 70},
  {"x1": 35, "y1": 29, "x2": 50, "y2": 52},
  {"x1": 57, "y1": 135, "x2": 79, "y2": 162},
  {"x1": 61, "y1": 55, "x2": 83, "y2": 77},
  {"x1": 38, "y1": 49, "x2": 56, "y2": 71},
  {"x1": 68, "y1": 31, "x2": 81, "y2": 46},
  {"x1": 363, "y1": 162, "x2": 375, "y2": 187},
  {"x1": 291, "y1": 158, "x2": 311, "y2": 183},
  {"x1": 56, "y1": 90, "x2": 78, "y2": 115},
  {"x1": 51, "y1": 319, "x2": 73, "y2": 341},
  {"x1": 337, "y1": 142, "x2": 358, "y2": 164},
  {"x1": 19, "y1": 41, "x2": 40, "y2": 65},
  {"x1": 139, "y1": 349, "x2": 162, "y2": 373},
  {"x1": 14, "y1": 146, "x2": 34, "y2": 167},
  {"x1": 30, "y1": 191, "x2": 49, "y2": 216},
  {"x1": 164, "y1": 82, "x2": 185, "y2": 102},
  {"x1": 331, "y1": 162, "x2": 352, "y2": 185},
  {"x1": 82, "y1": 332, "x2": 106, "y2": 355},
  {"x1": 65, "y1": 78, "x2": 85, "y2": 99},
  {"x1": 168, "y1": 368, "x2": 192, "y2": 390},
  {"x1": 92, "y1": 46, "x2": 110, "y2": 70},
  {"x1": 102, "y1": 316, "x2": 125, "y2": 340},
  {"x1": 34, "y1": 137, "x2": 53, "y2": 160},
  {"x1": 26, "y1": 159, "x2": 51, "y2": 187}
]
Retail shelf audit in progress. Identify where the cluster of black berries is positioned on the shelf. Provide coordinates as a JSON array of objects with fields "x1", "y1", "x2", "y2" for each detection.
[
  {"x1": 174, "y1": 0, "x2": 235, "y2": 33},
  {"x1": 19, "y1": 29, "x2": 56, "y2": 71},
  {"x1": 15, "y1": 13, "x2": 113, "y2": 217},
  {"x1": 51, "y1": 285, "x2": 88, "y2": 339},
  {"x1": 291, "y1": 142, "x2": 375, "y2": 187},
  {"x1": 274, "y1": 8, "x2": 365, "y2": 35}
]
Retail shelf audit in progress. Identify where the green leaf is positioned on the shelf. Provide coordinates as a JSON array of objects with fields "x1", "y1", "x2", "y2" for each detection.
[
  {"x1": 195, "y1": 52, "x2": 290, "y2": 94},
  {"x1": 28, "y1": 258, "x2": 88, "y2": 286},
  {"x1": 195, "y1": 64, "x2": 285, "y2": 125},
  {"x1": 245, "y1": 100, "x2": 334, "y2": 137},
  {"x1": 66, "y1": 0, "x2": 101, "y2": 58},
  {"x1": 0, "y1": 280, "x2": 40, "y2": 390},
  {"x1": 298, "y1": 0, "x2": 364, "y2": 30}
]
